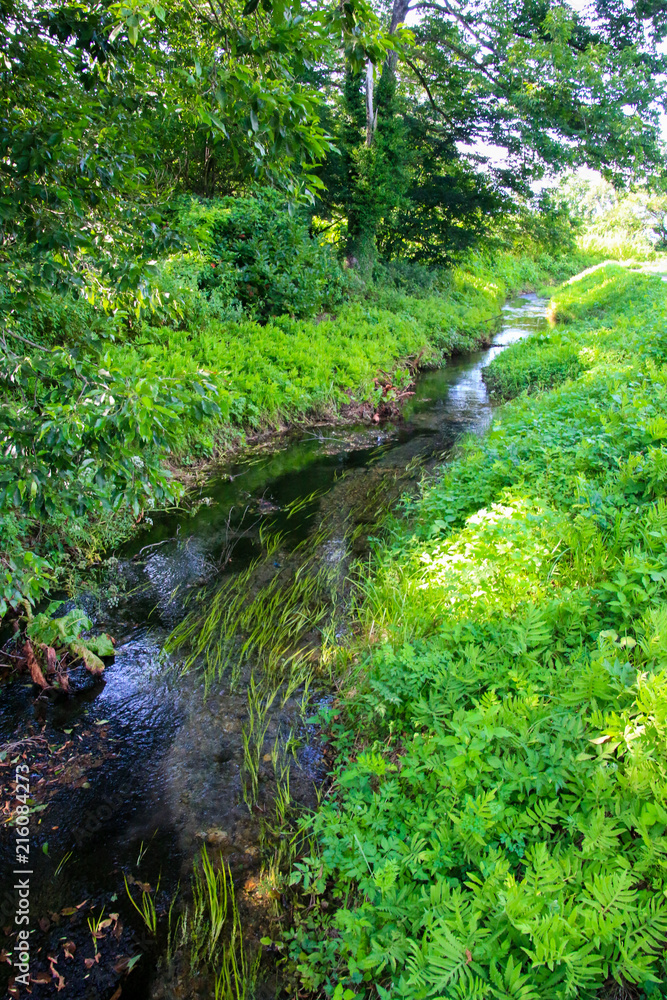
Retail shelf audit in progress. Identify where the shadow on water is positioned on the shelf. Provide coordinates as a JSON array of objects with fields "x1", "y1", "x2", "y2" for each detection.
[{"x1": 0, "y1": 296, "x2": 547, "y2": 999}]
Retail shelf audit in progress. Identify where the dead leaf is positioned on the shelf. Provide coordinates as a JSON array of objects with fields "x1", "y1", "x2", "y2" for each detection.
[
  {"x1": 23, "y1": 641, "x2": 48, "y2": 689},
  {"x1": 55, "y1": 671, "x2": 70, "y2": 693},
  {"x1": 62, "y1": 941, "x2": 76, "y2": 959},
  {"x1": 113, "y1": 918, "x2": 123, "y2": 940},
  {"x1": 75, "y1": 899, "x2": 89, "y2": 909},
  {"x1": 110, "y1": 988, "x2": 122, "y2": 1000},
  {"x1": 0, "y1": 949, "x2": 11, "y2": 964},
  {"x1": 69, "y1": 641, "x2": 105, "y2": 676},
  {"x1": 7, "y1": 975, "x2": 18, "y2": 998},
  {"x1": 465, "y1": 949, "x2": 473, "y2": 965},
  {"x1": 590, "y1": 734, "x2": 611, "y2": 744},
  {"x1": 60, "y1": 906, "x2": 77, "y2": 916},
  {"x1": 41, "y1": 645, "x2": 57, "y2": 675},
  {"x1": 39, "y1": 916, "x2": 50, "y2": 932},
  {"x1": 48, "y1": 956, "x2": 65, "y2": 991},
  {"x1": 31, "y1": 971, "x2": 52, "y2": 983},
  {"x1": 113, "y1": 956, "x2": 130, "y2": 974},
  {"x1": 84, "y1": 955, "x2": 100, "y2": 969}
]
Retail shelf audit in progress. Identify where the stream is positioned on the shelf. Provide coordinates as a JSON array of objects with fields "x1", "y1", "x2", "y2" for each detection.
[{"x1": 1, "y1": 295, "x2": 547, "y2": 1000}]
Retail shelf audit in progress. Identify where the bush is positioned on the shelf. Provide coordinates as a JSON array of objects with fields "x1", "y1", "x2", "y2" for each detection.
[{"x1": 177, "y1": 191, "x2": 346, "y2": 321}]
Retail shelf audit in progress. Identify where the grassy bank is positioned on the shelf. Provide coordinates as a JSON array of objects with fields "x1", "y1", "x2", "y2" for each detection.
[
  {"x1": 108, "y1": 250, "x2": 577, "y2": 457},
  {"x1": 286, "y1": 264, "x2": 667, "y2": 998},
  {"x1": 2, "y1": 249, "x2": 584, "y2": 616}
]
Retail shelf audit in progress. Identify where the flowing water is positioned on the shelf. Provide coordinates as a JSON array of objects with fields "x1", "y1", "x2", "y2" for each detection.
[{"x1": 0, "y1": 295, "x2": 547, "y2": 1000}]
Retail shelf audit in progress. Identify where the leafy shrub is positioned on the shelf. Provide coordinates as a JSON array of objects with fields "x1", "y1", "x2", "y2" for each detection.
[
  {"x1": 0, "y1": 343, "x2": 219, "y2": 616},
  {"x1": 147, "y1": 250, "x2": 242, "y2": 328},
  {"x1": 177, "y1": 191, "x2": 346, "y2": 320},
  {"x1": 372, "y1": 260, "x2": 447, "y2": 298}
]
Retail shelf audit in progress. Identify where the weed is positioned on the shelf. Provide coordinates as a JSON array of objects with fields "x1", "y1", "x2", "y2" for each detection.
[
  {"x1": 283, "y1": 264, "x2": 667, "y2": 998},
  {"x1": 87, "y1": 906, "x2": 106, "y2": 954},
  {"x1": 124, "y1": 875, "x2": 158, "y2": 936}
]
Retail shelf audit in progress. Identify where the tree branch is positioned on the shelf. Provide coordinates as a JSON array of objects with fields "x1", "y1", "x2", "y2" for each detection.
[
  {"x1": 403, "y1": 55, "x2": 459, "y2": 128},
  {"x1": 414, "y1": 0, "x2": 498, "y2": 55}
]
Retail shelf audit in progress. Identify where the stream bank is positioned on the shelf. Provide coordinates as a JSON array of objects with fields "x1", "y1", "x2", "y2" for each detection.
[
  {"x1": 288, "y1": 264, "x2": 667, "y2": 1000},
  {"x1": 1, "y1": 295, "x2": 547, "y2": 1000}
]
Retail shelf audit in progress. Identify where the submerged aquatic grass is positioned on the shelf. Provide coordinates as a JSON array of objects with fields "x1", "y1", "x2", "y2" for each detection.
[
  {"x1": 241, "y1": 674, "x2": 278, "y2": 810},
  {"x1": 164, "y1": 487, "x2": 357, "y2": 695},
  {"x1": 170, "y1": 848, "x2": 259, "y2": 998},
  {"x1": 124, "y1": 875, "x2": 158, "y2": 936}
]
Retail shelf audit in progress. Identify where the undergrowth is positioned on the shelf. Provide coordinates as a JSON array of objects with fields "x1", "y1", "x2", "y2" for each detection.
[
  {"x1": 1, "y1": 243, "x2": 584, "y2": 616},
  {"x1": 283, "y1": 264, "x2": 667, "y2": 999},
  {"x1": 109, "y1": 249, "x2": 570, "y2": 455}
]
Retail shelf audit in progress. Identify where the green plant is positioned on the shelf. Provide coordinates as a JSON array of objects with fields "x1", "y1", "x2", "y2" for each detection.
[
  {"x1": 173, "y1": 847, "x2": 259, "y2": 998},
  {"x1": 54, "y1": 850, "x2": 73, "y2": 876},
  {"x1": 26, "y1": 606, "x2": 114, "y2": 675},
  {"x1": 87, "y1": 907, "x2": 106, "y2": 955},
  {"x1": 284, "y1": 264, "x2": 667, "y2": 998},
  {"x1": 124, "y1": 875, "x2": 158, "y2": 936},
  {"x1": 195, "y1": 192, "x2": 345, "y2": 321}
]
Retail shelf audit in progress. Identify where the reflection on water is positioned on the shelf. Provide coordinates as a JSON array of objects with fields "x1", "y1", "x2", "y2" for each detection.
[{"x1": 0, "y1": 295, "x2": 547, "y2": 999}]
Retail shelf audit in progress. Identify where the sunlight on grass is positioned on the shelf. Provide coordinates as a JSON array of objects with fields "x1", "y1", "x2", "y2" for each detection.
[{"x1": 285, "y1": 264, "x2": 667, "y2": 999}]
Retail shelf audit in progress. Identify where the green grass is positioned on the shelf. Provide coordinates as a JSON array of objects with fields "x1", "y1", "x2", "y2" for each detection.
[
  {"x1": 109, "y1": 250, "x2": 580, "y2": 458},
  {"x1": 284, "y1": 264, "x2": 667, "y2": 999},
  {"x1": 3, "y1": 246, "x2": 583, "y2": 617}
]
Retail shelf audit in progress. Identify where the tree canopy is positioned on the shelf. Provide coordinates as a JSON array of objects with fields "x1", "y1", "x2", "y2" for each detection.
[{"x1": 1, "y1": 0, "x2": 665, "y2": 286}]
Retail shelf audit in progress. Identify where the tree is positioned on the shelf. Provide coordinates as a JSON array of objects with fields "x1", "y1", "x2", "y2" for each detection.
[
  {"x1": 322, "y1": 0, "x2": 667, "y2": 265},
  {"x1": 0, "y1": 0, "x2": 392, "y2": 300}
]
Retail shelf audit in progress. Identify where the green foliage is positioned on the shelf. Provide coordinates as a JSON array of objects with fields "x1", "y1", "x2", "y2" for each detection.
[
  {"x1": 1, "y1": 0, "x2": 394, "y2": 302},
  {"x1": 286, "y1": 264, "x2": 667, "y2": 998},
  {"x1": 0, "y1": 244, "x2": 579, "y2": 619},
  {"x1": 0, "y1": 337, "x2": 219, "y2": 616},
  {"x1": 483, "y1": 333, "x2": 585, "y2": 398},
  {"x1": 558, "y1": 176, "x2": 667, "y2": 260},
  {"x1": 314, "y1": 0, "x2": 666, "y2": 266},
  {"x1": 27, "y1": 608, "x2": 93, "y2": 648},
  {"x1": 113, "y1": 250, "x2": 574, "y2": 439},
  {"x1": 194, "y1": 191, "x2": 345, "y2": 319},
  {"x1": 26, "y1": 605, "x2": 114, "y2": 674}
]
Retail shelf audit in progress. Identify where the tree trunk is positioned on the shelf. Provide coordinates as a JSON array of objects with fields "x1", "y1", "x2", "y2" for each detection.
[
  {"x1": 365, "y1": 60, "x2": 377, "y2": 146},
  {"x1": 366, "y1": 0, "x2": 412, "y2": 145},
  {"x1": 387, "y1": 0, "x2": 411, "y2": 70}
]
